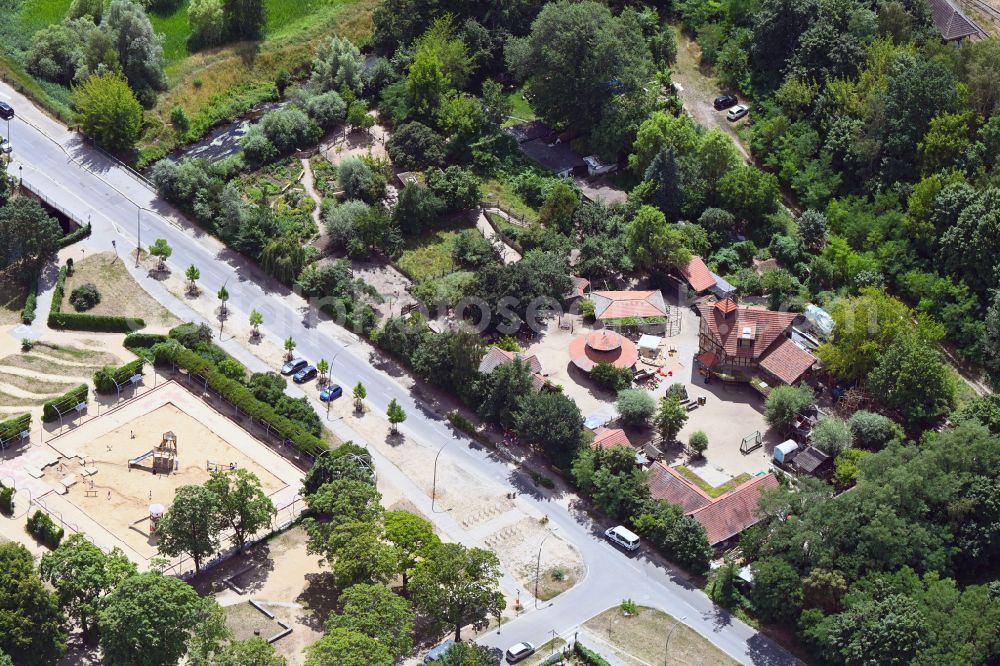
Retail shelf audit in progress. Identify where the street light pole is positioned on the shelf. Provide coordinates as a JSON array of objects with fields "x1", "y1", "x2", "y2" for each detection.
[
  {"x1": 534, "y1": 528, "x2": 559, "y2": 608},
  {"x1": 664, "y1": 616, "x2": 688, "y2": 666},
  {"x1": 135, "y1": 206, "x2": 141, "y2": 267},
  {"x1": 431, "y1": 442, "x2": 446, "y2": 512}
]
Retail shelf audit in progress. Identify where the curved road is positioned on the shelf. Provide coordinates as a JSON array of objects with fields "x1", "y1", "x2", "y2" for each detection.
[{"x1": 0, "y1": 81, "x2": 799, "y2": 666}]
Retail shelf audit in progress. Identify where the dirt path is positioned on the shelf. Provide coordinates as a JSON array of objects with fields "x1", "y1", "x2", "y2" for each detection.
[
  {"x1": 670, "y1": 30, "x2": 750, "y2": 161},
  {"x1": 476, "y1": 211, "x2": 522, "y2": 264},
  {"x1": 299, "y1": 158, "x2": 323, "y2": 228}
]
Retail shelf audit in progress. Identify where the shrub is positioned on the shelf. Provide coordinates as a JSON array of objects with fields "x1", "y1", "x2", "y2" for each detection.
[
  {"x1": 811, "y1": 416, "x2": 853, "y2": 456},
  {"x1": 26, "y1": 510, "x2": 63, "y2": 548},
  {"x1": 21, "y1": 279, "x2": 37, "y2": 324},
  {"x1": 0, "y1": 484, "x2": 13, "y2": 515},
  {"x1": 42, "y1": 385, "x2": 89, "y2": 422},
  {"x1": 93, "y1": 359, "x2": 145, "y2": 394},
  {"x1": 259, "y1": 107, "x2": 318, "y2": 154},
  {"x1": 452, "y1": 229, "x2": 497, "y2": 267},
  {"x1": 0, "y1": 413, "x2": 30, "y2": 443},
  {"x1": 50, "y1": 266, "x2": 68, "y2": 314},
  {"x1": 70, "y1": 283, "x2": 101, "y2": 311},
  {"x1": 591, "y1": 362, "x2": 633, "y2": 392},
  {"x1": 304, "y1": 91, "x2": 347, "y2": 130},
  {"x1": 124, "y1": 332, "x2": 168, "y2": 349},
  {"x1": 386, "y1": 121, "x2": 447, "y2": 171},
  {"x1": 579, "y1": 298, "x2": 595, "y2": 319},
  {"x1": 574, "y1": 643, "x2": 612, "y2": 666},
  {"x1": 847, "y1": 410, "x2": 903, "y2": 450},
  {"x1": 616, "y1": 389, "x2": 656, "y2": 427},
  {"x1": 48, "y1": 313, "x2": 145, "y2": 332},
  {"x1": 763, "y1": 384, "x2": 814, "y2": 432}
]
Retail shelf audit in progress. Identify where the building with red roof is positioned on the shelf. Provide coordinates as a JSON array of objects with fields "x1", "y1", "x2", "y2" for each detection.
[
  {"x1": 696, "y1": 298, "x2": 816, "y2": 385},
  {"x1": 477, "y1": 347, "x2": 546, "y2": 391},
  {"x1": 591, "y1": 427, "x2": 632, "y2": 449},
  {"x1": 569, "y1": 330, "x2": 639, "y2": 372},
  {"x1": 590, "y1": 290, "x2": 668, "y2": 331},
  {"x1": 648, "y1": 463, "x2": 779, "y2": 546}
]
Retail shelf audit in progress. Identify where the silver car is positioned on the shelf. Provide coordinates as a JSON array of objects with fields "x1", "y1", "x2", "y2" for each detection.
[
  {"x1": 0, "y1": 140, "x2": 11, "y2": 154},
  {"x1": 727, "y1": 105, "x2": 749, "y2": 121}
]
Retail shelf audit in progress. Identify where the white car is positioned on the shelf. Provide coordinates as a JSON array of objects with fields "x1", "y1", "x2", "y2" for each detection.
[
  {"x1": 0, "y1": 140, "x2": 11, "y2": 154},
  {"x1": 505, "y1": 642, "x2": 536, "y2": 663},
  {"x1": 727, "y1": 105, "x2": 749, "y2": 122}
]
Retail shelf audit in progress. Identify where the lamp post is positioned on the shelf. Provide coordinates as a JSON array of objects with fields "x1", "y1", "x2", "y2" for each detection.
[
  {"x1": 135, "y1": 206, "x2": 141, "y2": 266},
  {"x1": 431, "y1": 442, "x2": 446, "y2": 512},
  {"x1": 18, "y1": 164, "x2": 22, "y2": 189},
  {"x1": 664, "y1": 616, "x2": 687, "y2": 665},
  {"x1": 534, "y1": 528, "x2": 559, "y2": 608}
]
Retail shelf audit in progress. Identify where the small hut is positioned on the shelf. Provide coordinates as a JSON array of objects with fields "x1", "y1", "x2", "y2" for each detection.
[{"x1": 153, "y1": 431, "x2": 177, "y2": 473}]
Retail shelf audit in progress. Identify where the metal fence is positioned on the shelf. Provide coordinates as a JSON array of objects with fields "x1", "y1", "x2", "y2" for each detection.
[{"x1": 20, "y1": 178, "x2": 89, "y2": 227}]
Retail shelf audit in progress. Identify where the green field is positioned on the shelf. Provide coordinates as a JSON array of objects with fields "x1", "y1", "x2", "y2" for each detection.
[
  {"x1": 148, "y1": 0, "x2": 193, "y2": 64},
  {"x1": 397, "y1": 230, "x2": 461, "y2": 283},
  {"x1": 504, "y1": 83, "x2": 537, "y2": 126}
]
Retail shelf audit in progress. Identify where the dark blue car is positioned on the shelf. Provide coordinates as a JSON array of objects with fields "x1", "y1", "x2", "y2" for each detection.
[{"x1": 293, "y1": 365, "x2": 317, "y2": 383}]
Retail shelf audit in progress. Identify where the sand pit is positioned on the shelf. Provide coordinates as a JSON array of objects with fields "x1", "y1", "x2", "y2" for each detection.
[{"x1": 38, "y1": 381, "x2": 303, "y2": 565}]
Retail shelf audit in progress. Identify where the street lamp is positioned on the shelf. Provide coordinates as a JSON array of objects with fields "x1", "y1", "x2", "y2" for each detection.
[
  {"x1": 18, "y1": 164, "x2": 22, "y2": 188},
  {"x1": 534, "y1": 528, "x2": 559, "y2": 608},
  {"x1": 664, "y1": 616, "x2": 688, "y2": 665},
  {"x1": 431, "y1": 442, "x2": 447, "y2": 512},
  {"x1": 135, "y1": 206, "x2": 141, "y2": 267}
]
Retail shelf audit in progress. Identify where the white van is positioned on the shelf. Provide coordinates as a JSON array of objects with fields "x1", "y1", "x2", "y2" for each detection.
[{"x1": 604, "y1": 525, "x2": 640, "y2": 551}]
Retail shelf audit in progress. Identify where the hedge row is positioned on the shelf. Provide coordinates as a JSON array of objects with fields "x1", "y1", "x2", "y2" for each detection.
[
  {"x1": 42, "y1": 384, "x2": 89, "y2": 422},
  {"x1": 58, "y1": 222, "x2": 92, "y2": 249},
  {"x1": 574, "y1": 643, "x2": 611, "y2": 666},
  {"x1": 0, "y1": 413, "x2": 30, "y2": 441},
  {"x1": 124, "y1": 332, "x2": 168, "y2": 349},
  {"x1": 94, "y1": 359, "x2": 145, "y2": 394},
  {"x1": 166, "y1": 346, "x2": 327, "y2": 456},
  {"x1": 21, "y1": 275, "x2": 38, "y2": 324},
  {"x1": 26, "y1": 510, "x2": 63, "y2": 549},
  {"x1": 47, "y1": 263, "x2": 145, "y2": 332},
  {"x1": 0, "y1": 484, "x2": 13, "y2": 515},
  {"x1": 48, "y1": 312, "x2": 146, "y2": 332}
]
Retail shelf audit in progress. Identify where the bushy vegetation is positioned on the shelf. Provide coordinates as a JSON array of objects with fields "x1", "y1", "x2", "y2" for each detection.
[
  {"x1": 41, "y1": 384, "x2": 89, "y2": 423},
  {"x1": 26, "y1": 510, "x2": 63, "y2": 549}
]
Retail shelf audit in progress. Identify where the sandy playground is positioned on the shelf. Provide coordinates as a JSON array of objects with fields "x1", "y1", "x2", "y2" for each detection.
[{"x1": 37, "y1": 381, "x2": 303, "y2": 565}]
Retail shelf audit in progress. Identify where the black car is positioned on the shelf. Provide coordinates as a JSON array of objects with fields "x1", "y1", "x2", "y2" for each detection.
[
  {"x1": 713, "y1": 95, "x2": 738, "y2": 110},
  {"x1": 293, "y1": 365, "x2": 318, "y2": 383},
  {"x1": 0, "y1": 102, "x2": 13, "y2": 120}
]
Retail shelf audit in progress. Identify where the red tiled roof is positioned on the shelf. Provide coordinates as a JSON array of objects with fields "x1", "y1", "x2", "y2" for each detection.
[
  {"x1": 680, "y1": 256, "x2": 717, "y2": 293},
  {"x1": 688, "y1": 474, "x2": 779, "y2": 545},
  {"x1": 647, "y1": 463, "x2": 711, "y2": 513},
  {"x1": 591, "y1": 427, "x2": 632, "y2": 449},
  {"x1": 696, "y1": 301, "x2": 797, "y2": 362},
  {"x1": 758, "y1": 336, "x2": 816, "y2": 385},
  {"x1": 477, "y1": 347, "x2": 546, "y2": 391},
  {"x1": 591, "y1": 291, "x2": 667, "y2": 320},
  {"x1": 567, "y1": 277, "x2": 590, "y2": 299},
  {"x1": 569, "y1": 333, "x2": 639, "y2": 372}
]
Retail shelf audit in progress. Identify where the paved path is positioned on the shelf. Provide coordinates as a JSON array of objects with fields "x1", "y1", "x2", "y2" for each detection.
[
  {"x1": 0, "y1": 79, "x2": 799, "y2": 666},
  {"x1": 476, "y1": 210, "x2": 521, "y2": 264}
]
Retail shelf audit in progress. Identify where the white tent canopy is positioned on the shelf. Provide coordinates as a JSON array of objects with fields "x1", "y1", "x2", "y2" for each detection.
[{"x1": 637, "y1": 334, "x2": 662, "y2": 351}]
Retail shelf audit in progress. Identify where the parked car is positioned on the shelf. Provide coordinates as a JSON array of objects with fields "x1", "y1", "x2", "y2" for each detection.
[
  {"x1": 604, "y1": 525, "x2": 641, "y2": 551},
  {"x1": 281, "y1": 358, "x2": 308, "y2": 375},
  {"x1": 505, "y1": 642, "x2": 536, "y2": 664},
  {"x1": 0, "y1": 102, "x2": 13, "y2": 120},
  {"x1": 0, "y1": 140, "x2": 10, "y2": 154},
  {"x1": 319, "y1": 385, "x2": 343, "y2": 401},
  {"x1": 293, "y1": 365, "x2": 318, "y2": 383},
  {"x1": 423, "y1": 640, "x2": 456, "y2": 663},
  {"x1": 727, "y1": 104, "x2": 749, "y2": 121},
  {"x1": 713, "y1": 94, "x2": 738, "y2": 110}
]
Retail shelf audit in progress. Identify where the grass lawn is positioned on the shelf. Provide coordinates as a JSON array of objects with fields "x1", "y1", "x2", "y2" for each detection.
[
  {"x1": 675, "y1": 466, "x2": 752, "y2": 498},
  {"x1": 396, "y1": 230, "x2": 460, "y2": 283},
  {"x1": 61, "y1": 252, "x2": 181, "y2": 329},
  {"x1": 0, "y1": 275, "x2": 30, "y2": 326},
  {"x1": 504, "y1": 82, "x2": 536, "y2": 126},
  {"x1": 584, "y1": 606, "x2": 739, "y2": 666},
  {"x1": 148, "y1": 0, "x2": 193, "y2": 64},
  {"x1": 481, "y1": 178, "x2": 539, "y2": 223},
  {"x1": 522, "y1": 637, "x2": 567, "y2": 665}
]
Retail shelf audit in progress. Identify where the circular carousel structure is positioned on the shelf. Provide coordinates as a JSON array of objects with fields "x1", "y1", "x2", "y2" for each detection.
[{"x1": 569, "y1": 330, "x2": 639, "y2": 373}]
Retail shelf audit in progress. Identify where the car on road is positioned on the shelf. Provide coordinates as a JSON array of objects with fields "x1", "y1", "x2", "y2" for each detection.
[
  {"x1": 0, "y1": 140, "x2": 10, "y2": 154},
  {"x1": 713, "y1": 94, "x2": 738, "y2": 110},
  {"x1": 727, "y1": 104, "x2": 749, "y2": 121},
  {"x1": 423, "y1": 640, "x2": 456, "y2": 663},
  {"x1": 605, "y1": 525, "x2": 641, "y2": 551},
  {"x1": 293, "y1": 365, "x2": 318, "y2": 383},
  {"x1": 281, "y1": 357, "x2": 308, "y2": 375},
  {"x1": 319, "y1": 385, "x2": 343, "y2": 401},
  {"x1": 505, "y1": 642, "x2": 536, "y2": 663},
  {"x1": 0, "y1": 102, "x2": 13, "y2": 120}
]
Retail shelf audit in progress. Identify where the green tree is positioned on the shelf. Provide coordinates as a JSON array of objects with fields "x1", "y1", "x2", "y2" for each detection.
[
  {"x1": 185, "y1": 265, "x2": 200, "y2": 294},
  {"x1": 718, "y1": 165, "x2": 780, "y2": 225},
  {"x1": 105, "y1": 0, "x2": 167, "y2": 92},
  {"x1": 573, "y1": 445, "x2": 650, "y2": 519},
  {"x1": 39, "y1": 535, "x2": 136, "y2": 644},
  {"x1": 305, "y1": 629, "x2": 392, "y2": 666},
  {"x1": 653, "y1": 395, "x2": 688, "y2": 442},
  {"x1": 763, "y1": 384, "x2": 814, "y2": 433},
  {"x1": 310, "y1": 36, "x2": 364, "y2": 95},
  {"x1": 918, "y1": 110, "x2": 973, "y2": 175},
  {"x1": 99, "y1": 572, "x2": 207, "y2": 666},
  {"x1": 283, "y1": 336, "x2": 296, "y2": 359},
  {"x1": 384, "y1": 511, "x2": 439, "y2": 592},
  {"x1": 624, "y1": 205, "x2": 692, "y2": 272},
  {"x1": 616, "y1": 389, "x2": 656, "y2": 428},
  {"x1": 203, "y1": 638, "x2": 285, "y2": 666},
  {"x1": 847, "y1": 410, "x2": 902, "y2": 450},
  {"x1": 386, "y1": 398, "x2": 406, "y2": 434},
  {"x1": 538, "y1": 181, "x2": 580, "y2": 234},
  {"x1": 826, "y1": 594, "x2": 927, "y2": 666},
  {"x1": 149, "y1": 238, "x2": 172, "y2": 270},
  {"x1": 386, "y1": 121, "x2": 447, "y2": 171},
  {"x1": 689, "y1": 430, "x2": 709, "y2": 457},
  {"x1": 0, "y1": 542, "x2": 66, "y2": 665},
  {"x1": 352, "y1": 382, "x2": 366, "y2": 413},
  {"x1": 188, "y1": 0, "x2": 226, "y2": 48},
  {"x1": 156, "y1": 485, "x2": 224, "y2": 573},
  {"x1": 325, "y1": 584, "x2": 415, "y2": 660},
  {"x1": 393, "y1": 182, "x2": 443, "y2": 236},
  {"x1": 633, "y1": 500, "x2": 711, "y2": 572},
  {"x1": 407, "y1": 47, "x2": 449, "y2": 119},
  {"x1": 811, "y1": 416, "x2": 853, "y2": 456},
  {"x1": 480, "y1": 79, "x2": 512, "y2": 126},
  {"x1": 439, "y1": 642, "x2": 497, "y2": 666},
  {"x1": 205, "y1": 469, "x2": 276, "y2": 552},
  {"x1": 74, "y1": 72, "x2": 143, "y2": 152},
  {"x1": 629, "y1": 111, "x2": 700, "y2": 175},
  {"x1": 261, "y1": 235, "x2": 306, "y2": 284},
  {"x1": 249, "y1": 309, "x2": 263, "y2": 337},
  {"x1": 474, "y1": 359, "x2": 535, "y2": 425},
  {"x1": 749, "y1": 557, "x2": 803, "y2": 623},
  {"x1": 0, "y1": 198, "x2": 63, "y2": 272},
  {"x1": 833, "y1": 448, "x2": 870, "y2": 489},
  {"x1": 514, "y1": 391, "x2": 584, "y2": 466},
  {"x1": 223, "y1": 0, "x2": 266, "y2": 40},
  {"x1": 590, "y1": 361, "x2": 633, "y2": 392},
  {"x1": 216, "y1": 285, "x2": 229, "y2": 315},
  {"x1": 868, "y1": 336, "x2": 956, "y2": 430},
  {"x1": 798, "y1": 209, "x2": 828, "y2": 251},
  {"x1": 410, "y1": 542, "x2": 505, "y2": 642},
  {"x1": 644, "y1": 146, "x2": 683, "y2": 221}
]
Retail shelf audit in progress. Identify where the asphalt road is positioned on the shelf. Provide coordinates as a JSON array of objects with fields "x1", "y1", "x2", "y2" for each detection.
[{"x1": 0, "y1": 81, "x2": 800, "y2": 666}]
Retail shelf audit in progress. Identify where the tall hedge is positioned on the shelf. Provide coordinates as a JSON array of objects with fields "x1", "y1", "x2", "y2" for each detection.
[
  {"x1": 0, "y1": 413, "x2": 30, "y2": 441},
  {"x1": 94, "y1": 359, "x2": 145, "y2": 394},
  {"x1": 58, "y1": 222, "x2": 92, "y2": 248},
  {"x1": 124, "y1": 332, "x2": 167, "y2": 349},
  {"x1": 42, "y1": 384, "x2": 89, "y2": 422},
  {"x1": 161, "y1": 346, "x2": 327, "y2": 456},
  {"x1": 26, "y1": 510, "x2": 63, "y2": 548},
  {"x1": 21, "y1": 275, "x2": 38, "y2": 324}
]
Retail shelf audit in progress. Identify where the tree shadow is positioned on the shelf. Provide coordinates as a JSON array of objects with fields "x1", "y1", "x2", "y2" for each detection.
[{"x1": 296, "y1": 571, "x2": 340, "y2": 629}]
